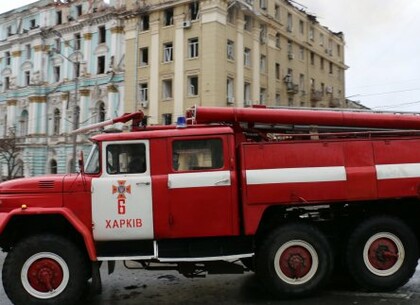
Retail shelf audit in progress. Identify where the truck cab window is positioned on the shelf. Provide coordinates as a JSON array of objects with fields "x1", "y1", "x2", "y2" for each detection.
[
  {"x1": 85, "y1": 144, "x2": 100, "y2": 174},
  {"x1": 172, "y1": 139, "x2": 223, "y2": 171},
  {"x1": 106, "y1": 143, "x2": 146, "y2": 174}
]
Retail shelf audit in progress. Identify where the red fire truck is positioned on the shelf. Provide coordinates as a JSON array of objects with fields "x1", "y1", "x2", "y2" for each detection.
[{"x1": 1, "y1": 106, "x2": 420, "y2": 305}]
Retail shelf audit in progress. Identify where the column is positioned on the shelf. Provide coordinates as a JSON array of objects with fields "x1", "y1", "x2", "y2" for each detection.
[
  {"x1": 61, "y1": 92, "x2": 70, "y2": 134},
  {"x1": 107, "y1": 84, "x2": 119, "y2": 119},
  {"x1": 11, "y1": 51, "x2": 21, "y2": 87},
  {"x1": 174, "y1": 16, "x2": 185, "y2": 119},
  {"x1": 252, "y1": 26, "x2": 261, "y2": 104},
  {"x1": 82, "y1": 32, "x2": 92, "y2": 76},
  {"x1": 110, "y1": 26, "x2": 124, "y2": 69},
  {"x1": 149, "y1": 20, "x2": 160, "y2": 125},
  {"x1": 236, "y1": 18, "x2": 245, "y2": 108},
  {"x1": 6, "y1": 100, "x2": 17, "y2": 131},
  {"x1": 79, "y1": 89, "x2": 90, "y2": 128}
]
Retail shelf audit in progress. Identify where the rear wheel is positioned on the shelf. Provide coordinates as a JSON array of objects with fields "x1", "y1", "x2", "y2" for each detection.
[
  {"x1": 256, "y1": 223, "x2": 333, "y2": 298},
  {"x1": 346, "y1": 216, "x2": 419, "y2": 291},
  {"x1": 2, "y1": 234, "x2": 89, "y2": 305}
]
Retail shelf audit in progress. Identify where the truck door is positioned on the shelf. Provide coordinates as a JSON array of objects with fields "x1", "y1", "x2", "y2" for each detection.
[
  {"x1": 167, "y1": 135, "x2": 238, "y2": 238},
  {"x1": 91, "y1": 140, "x2": 154, "y2": 241}
]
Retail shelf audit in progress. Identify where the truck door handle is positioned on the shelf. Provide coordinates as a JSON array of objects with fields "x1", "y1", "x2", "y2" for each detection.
[
  {"x1": 214, "y1": 178, "x2": 229, "y2": 185},
  {"x1": 136, "y1": 181, "x2": 151, "y2": 186}
]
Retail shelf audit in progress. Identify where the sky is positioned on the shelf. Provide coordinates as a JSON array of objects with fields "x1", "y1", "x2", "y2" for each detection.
[{"x1": 1, "y1": 1, "x2": 420, "y2": 112}]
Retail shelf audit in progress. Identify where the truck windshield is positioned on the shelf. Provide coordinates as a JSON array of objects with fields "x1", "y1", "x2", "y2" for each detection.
[{"x1": 85, "y1": 144, "x2": 100, "y2": 174}]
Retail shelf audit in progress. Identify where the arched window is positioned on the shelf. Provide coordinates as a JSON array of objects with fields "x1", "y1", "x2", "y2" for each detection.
[
  {"x1": 97, "y1": 102, "x2": 105, "y2": 123},
  {"x1": 53, "y1": 108, "x2": 61, "y2": 135},
  {"x1": 20, "y1": 110, "x2": 28, "y2": 137},
  {"x1": 50, "y1": 159, "x2": 57, "y2": 174}
]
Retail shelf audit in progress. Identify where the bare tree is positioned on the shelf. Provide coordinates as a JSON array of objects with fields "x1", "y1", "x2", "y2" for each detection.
[{"x1": 0, "y1": 128, "x2": 23, "y2": 181}]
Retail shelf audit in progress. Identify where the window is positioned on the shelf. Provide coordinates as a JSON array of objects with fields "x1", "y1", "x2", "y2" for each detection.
[
  {"x1": 188, "y1": 76, "x2": 199, "y2": 96},
  {"x1": 54, "y1": 66, "x2": 61, "y2": 82},
  {"x1": 97, "y1": 56, "x2": 106, "y2": 74},
  {"x1": 140, "y1": 15, "x2": 150, "y2": 31},
  {"x1": 74, "y1": 33, "x2": 81, "y2": 50},
  {"x1": 163, "y1": 42, "x2": 173, "y2": 62},
  {"x1": 260, "y1": 55, "x2": 266, "y2": 73},
  {"x1": 244, "y1": 82, "x2": 251, "y2": 106},
  {"x1": 26, "y1": 44, "x2": 32, "y2": 59},
  {"x1": 53, "y1": 108, "x2": 60, "y2": 135},
  {"x1": 227, "y1": 78, "x2": 234, "y2": 104},
  {"x1": 310, "y1": 52, "x2": 315, "y2": 65},
  {"x1": 319, "y1": 33, "x2": 324, "y2": 46},
  {"x1": 74, "y1": 62, "x2": 80, "y2": 78},
  {"x1": 139, "y1": 83, "x2": 148, "y2": 102},
  {"x1": 260, "y1": 24, "x2": 267, "y2": 43},
  {"x1": 275, "y1": 93, "x2": 281, "y2": 106},
  {"x1": 164, "y1": 8, "x2": 173, "y2": 26},
  {"x1": 337, "y1": 45, "x2": 341, "y2": 57},
  {"x1": 329, "y1": 62, "x2": 333, "y2": 74},
  {"x1": 50, "y1": 159, "x2": 58, "y2": 174},
  {"x1": 260, "y1": 0, "x2": 267, "y2": 10},
  {"x1": 189, "y1": 1, "x2": 199, "y2": 20},
  {"x1": 320, "y1": 57, "x2": 324, "y2": 70},
  {"x1": 275, "y1": 63, "x2": 280, "y2": 79},
  {"x1": 287, "y1": 13, "x2": 293, "y2": 32},
  {"x1": 309, "y1": 27, "x2": 314, "y2": 41},
  {"x1": 244, "y1": 48, "x2": 251, "y2": 66},
  {"x1": 172, "y1": 139, "x2": 223, "y2": 171},
  {"x1": 4, "y1": 77, "x2": 10, "y2": 90},
  {"x1": 227, "y1": 7, "x2": 235, "y2": 24},
  {"x1": 74, "y1": 106, "x2": 80, "y2": 130},
  {"x1": 274, "y1": 4, "x2": 280, "y2": 21},
  {"x1": 56, "y1": 11, "x2": 62, "y2": 25},
  {"x1": 5, "y1": 52, "x2": 11, "y2": 65},
  {"x1": 299, "y1": 20, "x2": 304, "y2": 35},
  {"x1": 299, "y1": 46, "x2": 305, "y2": 60},
  {"x1": 299, "y1": 74, "x2": 305, "y2": 91},
  {"x1": 106, "y1": 143, "x2": 147, "y2": 175},
  {"x1": 227, "y1": 40, "x2": 234, "y2": 60},
  {"x1": 97, "y1": 102, "x2": 106, "y2": 123},
  {"x1": 188, "y1": 38, "x2": 199, "y2": 58},
  {"x1": 98, "y1": 26, "x2": 106, "y2": 43},
  {"x1": 29, "y1": 19, "x2": 36, "y2": 29},
  {"x1": 140, "y1": 47, "x2": 149, "y2": 66},
  {"x1": 20, "y1": 110, "x2": 28, "y2": 136},
  {"x1": 260, "y1": 88, "x2": 266, "y2": 104},
  {"x1": 162, "y1": 79, "x2": 173, "y2": 100},
  {"x1": 76, "y1": 5, "x2": 82, "y2": 17},
  {"x1": 162, "y1": 113, "x2": 172, "y2": 125},
  {"x1": 275, "y1": 33, "x2": 280, "y2": 48},
  {"x1": 25, "y1": 71, "x2": 30, "y2": 86},
  {"x1": 55, "y1": 38, "x2": 61, "y2": 53},
  {"x1": 244, "y1": 15, "x2": 253, "y2": 31}
]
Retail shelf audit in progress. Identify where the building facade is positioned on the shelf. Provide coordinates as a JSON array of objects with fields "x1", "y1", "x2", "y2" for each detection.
[
  {"x1": 123, "y1": 0, "x2": 348, "y2": 125},
  {"x1": 0, "y1": 0, "x2": 125, "y2": 178}
]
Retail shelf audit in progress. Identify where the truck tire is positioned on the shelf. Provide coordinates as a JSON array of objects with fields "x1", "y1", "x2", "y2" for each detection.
[
  {"x1": 256, "y1": 223, "x2": 333, "y2": 298},
  {"x1": 346, "y1": 216, "x2": 419, "y2": 291},
  {"x1": 2, "y1": 234, "x2": 89, "y2": 305}
]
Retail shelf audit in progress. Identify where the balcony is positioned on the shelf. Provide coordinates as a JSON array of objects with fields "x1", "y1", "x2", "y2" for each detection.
[
  {"x1": 310, "y1": 90, "x2": 323, "y2": 102},
  {"x1": 329, "y1": 98, "x2": 341, "y2": 108}
]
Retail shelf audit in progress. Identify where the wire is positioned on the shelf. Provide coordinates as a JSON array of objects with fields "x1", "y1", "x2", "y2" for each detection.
[{"x1": 372, "y1": 100, "x2": 420, "y2": 110}]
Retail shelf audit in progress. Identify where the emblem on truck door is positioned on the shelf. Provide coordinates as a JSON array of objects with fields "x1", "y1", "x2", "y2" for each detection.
[{"x1": 112, "y1": 180, "x2": 131, "y2": 215}]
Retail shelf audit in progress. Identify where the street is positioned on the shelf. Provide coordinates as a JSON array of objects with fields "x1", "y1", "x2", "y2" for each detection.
[{"x1": 1, "y1": 252, "x2": 420, "y2": 305}]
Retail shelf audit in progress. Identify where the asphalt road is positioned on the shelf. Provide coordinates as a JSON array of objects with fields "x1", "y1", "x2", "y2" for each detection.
[{"x1": 1, "y1": 251, "x2": 420, "y2": 305}]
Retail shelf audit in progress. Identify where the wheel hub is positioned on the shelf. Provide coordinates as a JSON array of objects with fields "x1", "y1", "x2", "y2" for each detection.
[
  {"x1": 27, "y1": 258, "x2": 64, "y2": 293},
  {"x1": 368, "y1": 238, "x2": 398, "y2": 270},
  {"x1": 280, "y1": 246, "x2": 312, "y2": 279}
]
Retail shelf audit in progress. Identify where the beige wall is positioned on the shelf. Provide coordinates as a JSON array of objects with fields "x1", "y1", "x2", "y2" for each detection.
[{"x1": 123, "y1": 0, "x2": 348, "y2": 125}]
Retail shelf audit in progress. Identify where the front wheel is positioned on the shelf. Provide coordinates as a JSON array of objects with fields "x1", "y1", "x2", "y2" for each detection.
[
  {"x1": 346, "y1": 216, "x2": 419, "y2": 291},
  {"x1": 2, "y1": 234, "x2": 89, "y2": 305},
  {"x1": 256, "y1": 223, "x2": 333, "y2": 298}
]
